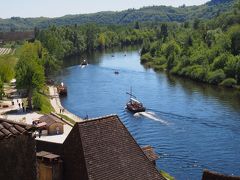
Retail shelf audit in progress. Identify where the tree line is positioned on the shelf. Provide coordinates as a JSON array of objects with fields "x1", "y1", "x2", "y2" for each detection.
[
  {"x1": 35, "y1": 23, "x2": 155, "y2": 59},
  {"x1": 0, "y1": 0, "x2": 235, "y2": 31},
  {"x1": 141, "y1": 1, "x2": 240, "y2": 88}
]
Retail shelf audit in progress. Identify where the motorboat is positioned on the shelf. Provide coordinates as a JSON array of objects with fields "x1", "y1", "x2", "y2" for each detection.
[{"x1": 114, "y1": 70, "x2": 119, "y2": 75}]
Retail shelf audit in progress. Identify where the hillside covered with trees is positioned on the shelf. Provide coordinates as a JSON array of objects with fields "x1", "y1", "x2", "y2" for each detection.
[
  {"x1": 35, "y1": 23, "x2": 156, "y2": 59},
  {"x1": 140, "y1": 0, "x2": 240, "y2": 87},
  {"x1": 0, "y1": 0, "x2": 235, "y2": 31}
]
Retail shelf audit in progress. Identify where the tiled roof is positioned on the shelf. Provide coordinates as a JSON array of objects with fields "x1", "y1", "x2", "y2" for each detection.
[
  {"x1": 74, "y1": 114, "x2": 165, "y2": 180},
  {"x1": 202, "y1": 170, "x2": 240, "y2": 180},
  {"x1": 38, "y1": 114, "x2": 64, "y2": 126},
  {"x1": 37, "y1": 151, "x2": 60, "y2": 161},
  {"x1": 142, "y1": 145, "x2": 159, "y2": 162},
  {"x1": 0, "y1": 118, "x2": 34, "y2": 140}
]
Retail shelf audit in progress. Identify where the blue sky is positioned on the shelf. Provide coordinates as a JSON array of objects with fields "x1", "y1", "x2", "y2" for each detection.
[{"x1": 0, "y1": 0, "x2": 209, "y2": 19}]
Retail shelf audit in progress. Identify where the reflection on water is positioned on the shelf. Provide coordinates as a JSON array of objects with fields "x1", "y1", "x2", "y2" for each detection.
[{"x1": 56, "y1": 47, "x2": 240, "y2": 180}]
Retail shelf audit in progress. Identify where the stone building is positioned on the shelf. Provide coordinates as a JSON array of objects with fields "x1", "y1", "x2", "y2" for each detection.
[
  {"x1": 0, "y1": 118, "x2": 37, "y2": 180},
  {"x1": 35, "y1": 114, "x2": 64, "y2": 135}
]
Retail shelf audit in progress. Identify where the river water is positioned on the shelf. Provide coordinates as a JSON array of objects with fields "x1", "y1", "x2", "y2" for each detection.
[{"x1": 57, "y1": 48, "x2": 240, "y2": 180}]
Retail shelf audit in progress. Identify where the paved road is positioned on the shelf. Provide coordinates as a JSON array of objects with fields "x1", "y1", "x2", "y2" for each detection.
[{"x1": 48, "y1": 86, "x2": 82, "y2": 122}]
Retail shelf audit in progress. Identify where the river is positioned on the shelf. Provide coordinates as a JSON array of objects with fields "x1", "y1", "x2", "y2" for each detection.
[{"x1": 56, "y1": 47, "x2": 240, "y2": 180}]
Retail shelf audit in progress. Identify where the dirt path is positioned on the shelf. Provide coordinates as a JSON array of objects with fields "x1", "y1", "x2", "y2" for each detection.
[{"x1": 48, "y1": 86, "x2": 82, "y2": 122}]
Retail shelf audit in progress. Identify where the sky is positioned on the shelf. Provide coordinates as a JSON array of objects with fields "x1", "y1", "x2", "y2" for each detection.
[{"x1": 0, "y1": 0, "x2": 209, "y2": 19}]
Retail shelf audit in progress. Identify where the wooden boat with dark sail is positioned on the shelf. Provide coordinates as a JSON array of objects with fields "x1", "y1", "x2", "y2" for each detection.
[
  {"x1": 126, "y1": 89, "x2": 145, "y2": 113},
  {"x1": 80, "y1": 59, "x2": 88, "y2": 67},
  {"x1": 57, "y1": 82, "x2": 67, "y2": 96}
]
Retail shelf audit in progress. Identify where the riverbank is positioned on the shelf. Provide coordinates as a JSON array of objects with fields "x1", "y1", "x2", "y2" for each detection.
[
  {"x1": 0, "y1": 80, "x2": 82, "y2": 125},
  {"x1": 48, "y1": 86, "x2": 82, "y2": 123},
  {"x1": 140, "y1": 55, "x2": 240, "y2": 89}
]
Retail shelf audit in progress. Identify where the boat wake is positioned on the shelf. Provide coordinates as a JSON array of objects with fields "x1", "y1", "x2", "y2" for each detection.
[{"x1": 134, "y1": 111, "x2": 169, "y2": 125}]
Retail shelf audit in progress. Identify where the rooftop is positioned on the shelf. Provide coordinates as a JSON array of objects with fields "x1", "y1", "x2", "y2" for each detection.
[
  {"x1": 0, "y1": 118, "x2": 34, "y2": 140},
  {"x1": 67, "y1": 114, "x2": 165, "y2": 180},
  {"x1": 36, "y1": 124, "x2": 72, "y2": 144},
  {"x1": 38, "y1": 114, "x2": 64, "y2": 126}
]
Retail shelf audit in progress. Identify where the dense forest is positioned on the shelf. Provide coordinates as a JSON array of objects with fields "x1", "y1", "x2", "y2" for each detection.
[
  {"x1": 0, "y1": 0, "x2": 235, "y2": 31},
  {"x1": 36, "y1": 23, "x2": 155, "y2": 59},
  {"x1": 141, "y1": 0, "x2": 240, "y2": 87}
]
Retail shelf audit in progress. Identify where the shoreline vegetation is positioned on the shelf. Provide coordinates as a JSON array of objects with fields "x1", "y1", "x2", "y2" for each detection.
[{"x1": 140, "y1": 1, "x2": 240, "y2": 89}]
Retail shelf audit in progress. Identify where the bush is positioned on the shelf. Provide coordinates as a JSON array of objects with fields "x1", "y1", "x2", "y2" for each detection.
[
  {"x1": 211, "y1": 53, "x2": 228, "y2": 71},
  {"x1": 190, "y1": 66, "x2": 207, "y2": 81},
  {"x1": 179, "y1": 65, "x2": 207, "y2": 81},
  {"x1": 153, "y1": 56, "x2": 167, "y2": 66},
  {"x1": 140, "y1": 53, "x2": 153, "y2": 64},
  {"x1": 207, "y1": 69, "x2": 226, "y2": 85},
  {"x1": 32, "y1": 91, "x2": 42, "y2": 110},
  {"x1": 0, "y1": 55, "x2": 16, "y2": 82},
  {"x1": 220, "y1": 78, "x2": 237, "y2": 87}
]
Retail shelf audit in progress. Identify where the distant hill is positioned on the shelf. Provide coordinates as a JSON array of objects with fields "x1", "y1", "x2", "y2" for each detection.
[{"x1": 0, "y1": 0, "x2": 236, "y2": 31}]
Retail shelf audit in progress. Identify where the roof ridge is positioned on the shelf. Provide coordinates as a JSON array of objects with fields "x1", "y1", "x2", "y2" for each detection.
[
  {"x1": 0, "y1": 118, "x2": 31, "y2": 127},
  {"x1": 77, "y1": 114, "x2": 118, "y2": 124}
]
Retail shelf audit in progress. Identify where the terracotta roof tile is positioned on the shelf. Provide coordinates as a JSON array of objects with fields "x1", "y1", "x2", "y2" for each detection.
[
  {"x1": 14, "y1": 124, "x2": 25, "y2": 133},
  {"x1": 0, "y1": 118, "x2": 34, "y2": 140},
  {"x1": 0, "y1": 131, "x2": 4, "y2": 139},
  {"x1": 73, "y1": 114, "x2": 165, "y2": 180}
]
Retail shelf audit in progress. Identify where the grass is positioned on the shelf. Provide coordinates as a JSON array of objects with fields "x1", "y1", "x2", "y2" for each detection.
[
  {"x1": 160, "y1": 170, "x2": 175, "y2": 180},
  {"x1": 0, "y1": 55, "x2": 17, "y2": 82},
  {"x1": 36, "y1": 93, "x2": 54, "y2": 114},
  {"x1": 57, "y1": 113, "x2": 76, "y2": 125}
]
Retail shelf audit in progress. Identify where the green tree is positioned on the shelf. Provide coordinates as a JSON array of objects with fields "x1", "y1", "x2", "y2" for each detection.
[
  {"x1": 141, "y1": 38, "x2": 151, "y2": 55},
  {"x1": 134, "y1": 21, "x2": 140, "y2": 29},
  {"x1": 230, "y1": 27, "x2": 240, "y2": 55},
  {"x1": 0, "y1": 55, "x2": 16, "y2": 82},
  {"x1": 235, "y1": 56, "x2": 240, "y2": 83},
  {"x1": 98, "y1": 33, "x2": 106, "y2": 49},
  {"x1": 15, "y1": 43, "x2": 45, "y2": 109},
  {"x1": 86, "y1": 24, "x2": 97, "y2": 52},
  {"x1": 193, "y1": 19, "x2": 200, "y2": 30},
  {"x1": 160, "y1": 24, "x2": 168, "y2": 42}
]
